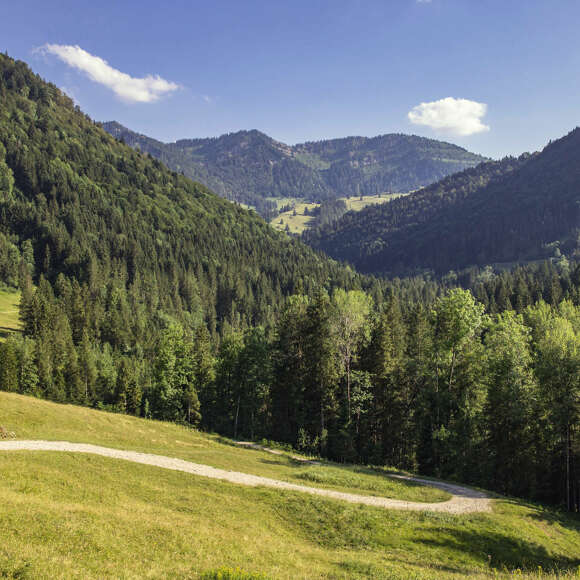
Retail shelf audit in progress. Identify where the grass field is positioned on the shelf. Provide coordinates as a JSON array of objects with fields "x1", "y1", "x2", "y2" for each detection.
[
  {"x1": 0, "y1": 289, "x2": 21, "y2": 341},
  {"x1": 269, "y1": 194, "x2": 407, "y2": 234},
  {"x1": 270, "y1": 201, "x2": 319, "y2": 234},
  {"x1": 343, "y1": 192, "x2": 406, "y2": 211},
  {"x1": 0, "y1": 393, "x2": 448, "y2": 503},
  {"x1": 1, "y1": 392, "x2": 579, "y2": 579}
]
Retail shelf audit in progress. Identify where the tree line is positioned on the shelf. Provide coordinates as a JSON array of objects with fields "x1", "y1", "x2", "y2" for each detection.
[{"x1": 1, "y1": 278, "x2": 578, "y2": 511}]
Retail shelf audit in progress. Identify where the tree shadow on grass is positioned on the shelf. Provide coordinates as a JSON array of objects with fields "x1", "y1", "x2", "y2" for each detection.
[
  {"x1": 527, "y1": 502, "x2": 580, "y2": 533},
  {"x1": 308, "y1": 462, "x2": 453, "y2": 495},
  {"x1": 0, "y1": 326, "x2": 17, "y2": 339},
  {"x1": 416, "y1": 526, "x2": 580, "y2": 573},
  {"x1": 258, "y1": 457, "x2": 296, "y2": 467},
  {"x1": 337, "y1": 555, "x2": 471, "y2": 578}
]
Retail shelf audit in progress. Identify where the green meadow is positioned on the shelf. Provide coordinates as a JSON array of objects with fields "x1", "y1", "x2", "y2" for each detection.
[
  {"x1": 269, "y1": 194, "x2": 407, "y2": 234},
  {"x1": 0, "y1": 392, "x2": 579, "y2": 579},
  {"x1": 0, "y1": 289, "x2": 20, "y2": 341}
]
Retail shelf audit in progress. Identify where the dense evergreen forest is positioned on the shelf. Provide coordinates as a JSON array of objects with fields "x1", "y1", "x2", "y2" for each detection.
[
  {"x1": 103, "y1": 121, "x2": 485, "y2": 216},
  {"x1": 305, "y1": 139, "x2": 580, "y2": 276},
  {"x1": 0, "y1": 54, "x2": 578, "y2": 511}
]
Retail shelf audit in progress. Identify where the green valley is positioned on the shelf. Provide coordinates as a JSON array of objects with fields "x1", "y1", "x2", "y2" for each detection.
[
  {"x1": 270, "y1": 193, "x2": 407, "y2": 234},
  {"x1": 102, "y1": 122, "x2": 485, "y2": 216},
  {"x1": 0, "y1": 11, "x2": 580, "y2": 578}
]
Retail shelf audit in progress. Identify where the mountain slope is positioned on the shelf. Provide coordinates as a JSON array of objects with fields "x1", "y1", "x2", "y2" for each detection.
[
  {"x1": 0, "y1": 53, "x2": 391, "y2": 414},
  {"x1": 102, "y1": 121, "x2": 486, "y2": 213},
  {"x1": 0, "y1": 54, "x2": 373, "y2": 329},
  {"x1": 2, "y1": 392, "x2": 579, "y2": 579},
  {"x1": 306, "y1": 133, "x2": 580, "y2": 275}
]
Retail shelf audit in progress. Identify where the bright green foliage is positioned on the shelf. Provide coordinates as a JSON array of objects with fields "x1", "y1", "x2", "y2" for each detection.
[
  {"x1": 483, "y1": 311, "x2": 537, "y2": 496},
  {"x1": 152, "y1": 321, "x2": 201, "y2": 425},
  {"x1": 527, "y1": 302, "x2": 580, "y2": 511},
  {"x1": 263, "y1": 288, "x2": 579, "y2": 510},
  {"x1": 330, "y1": 289, "x2": 373, "y2": 421},
  {"x1": 420, "y1": 289, "x2": 486, "y2": 480}
]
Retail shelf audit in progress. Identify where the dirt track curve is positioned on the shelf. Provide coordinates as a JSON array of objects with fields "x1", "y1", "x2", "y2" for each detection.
[{"x1": 0, "y1": 440, "x2": 491, "y2": 514}]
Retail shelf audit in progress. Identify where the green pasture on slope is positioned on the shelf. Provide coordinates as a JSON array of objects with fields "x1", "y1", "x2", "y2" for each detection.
[
  {"x1": 0, "y1": 289, "x2": 20, "y2": 340},
  {"x1": 0, "y1": 393, "x2": 579, "y2": 579},
  {"x1": 269, "y1": 193, "x2": 408, "y2": 234},
  {"x1": 0, "y1": 392, "x2": 449, "y2": 503}
]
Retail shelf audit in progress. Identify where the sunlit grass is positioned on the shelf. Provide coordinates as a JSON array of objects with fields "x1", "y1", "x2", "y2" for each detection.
[
  {"x1": 0, "y1": 393, "x2": 448, "y2": 503},
  {"x1": 269, "y1": 194, "x2": 408, "y2": 234},
  {"x1": 0, "y1": 288, "x2": 21, "y2": 341},
  {"x1": 0, "y1": 392, "x2": 579, "y2": 579},
  {"x1": 343, "y1": 192, "x2": 407, "y2": 211},
  {"x1": 270, "y1": 202, "x2": 318, "y2": 234}
]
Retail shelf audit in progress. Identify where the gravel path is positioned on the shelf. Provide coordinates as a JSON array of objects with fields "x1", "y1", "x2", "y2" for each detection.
[{"x1": 0, "y1": 440, "x2": 491, "y2": 514}]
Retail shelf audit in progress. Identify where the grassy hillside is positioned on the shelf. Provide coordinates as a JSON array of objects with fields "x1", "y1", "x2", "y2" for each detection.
[
  {"x1": 270, "y1": 194, "x2": 406, "y2": 234},
  {"x1": 270, "y1": 201, "x2": 319, "y2": 234},
  {"x1": 1, "y1": 393, "x2": 579, "y2": 579},
  {"x1": 343, "y1": 193, "x2": 407, "y2": 212},
  {"x1": 0, "y1": 392, "x2": 449, "y2": 502},
  {"x1": 0, "y1": 289, "x2": 20, "y2": 340}
]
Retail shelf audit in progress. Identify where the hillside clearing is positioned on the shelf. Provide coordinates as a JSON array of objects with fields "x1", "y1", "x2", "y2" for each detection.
[
  {"x1": 0, "y1": 289, "x2": 20, "y2": 340},
  {"x1": 269, "y1": 193, "x2": 407, "y2": 234}
]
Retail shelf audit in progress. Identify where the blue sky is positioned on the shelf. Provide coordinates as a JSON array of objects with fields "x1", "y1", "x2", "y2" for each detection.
[{"x1": 1, "y1": 0, "x2": 579, "y2": 158}]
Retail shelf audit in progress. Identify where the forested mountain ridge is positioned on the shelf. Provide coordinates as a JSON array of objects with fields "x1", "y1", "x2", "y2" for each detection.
[
  {"x1": 0, "y1": 53, "x2": 388, "y2": 408},
  {"x1": 102, "y1": 121, "x2": 486, "y2": 213},
  {"x1": 306, "y1": 133, "x2": 580, "y2": 275},
  {"x1": 0, "y1": 54, "x2": 381, "y2": 327}
]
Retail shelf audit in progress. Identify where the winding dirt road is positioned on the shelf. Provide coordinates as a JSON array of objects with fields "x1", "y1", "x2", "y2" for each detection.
[{"x1": 0, "y1": 440, "x2": 491, "y2": 514}]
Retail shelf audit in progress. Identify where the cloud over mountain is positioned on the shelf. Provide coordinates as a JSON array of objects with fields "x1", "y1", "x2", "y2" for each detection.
[
  {"x1": 41, "y1": 44, "x2": 179, "y2": 103},
  {"x1": 408, "y1": 97, "x2": 490, "y2": 136}
]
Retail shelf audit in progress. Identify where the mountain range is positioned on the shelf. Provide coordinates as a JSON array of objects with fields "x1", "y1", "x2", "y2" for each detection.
[
  {"x1": 0, "y1": 54, "x2": 379, "y2": 339},
  {"x1": 102, "y1": 121, "x2": 486, "y2": 215},
  {"x1": 305, "y1": 131, "x2": 580, "y2": 276}
]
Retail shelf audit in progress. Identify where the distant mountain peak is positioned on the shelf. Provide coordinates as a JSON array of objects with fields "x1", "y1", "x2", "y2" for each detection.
[
  {"x1": 306, "y1": 127, "x2": 580, "y2": 276},
  {"x1": 102, "y1": 121, "x2": 487, "y2": 213}
]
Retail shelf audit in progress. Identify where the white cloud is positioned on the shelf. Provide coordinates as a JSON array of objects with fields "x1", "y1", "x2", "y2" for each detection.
[
  {"x1": 416, "y1": 0, "x2": 432, "y2": 3},
  {"x1": 40, "y1": 44, "x2": 179, "y2": 103},
  {"x1": 408, "y1": 97, "x2": 490, "y2": 136}
]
